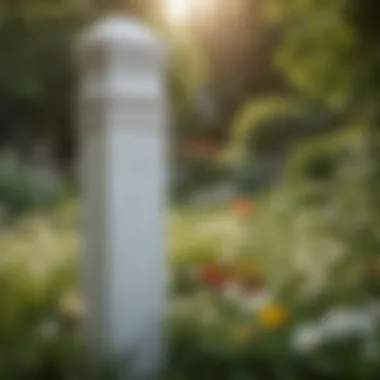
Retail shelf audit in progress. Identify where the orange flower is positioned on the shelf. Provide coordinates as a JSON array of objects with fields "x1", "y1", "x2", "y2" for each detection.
[
  {"x1": 232, "y1": 198, "x2": 254, "y2": 219},
  {"x1": 259, "y1": 304, "x2": 288, "y2": 329},
  {"x1": 199, "y1": 265, "x2": 228, "y2": 288}
]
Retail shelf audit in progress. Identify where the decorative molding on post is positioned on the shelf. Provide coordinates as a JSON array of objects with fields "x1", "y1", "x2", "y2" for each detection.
[{"x1": 77, "y1": 15, "x2": 167, "y2": 376}]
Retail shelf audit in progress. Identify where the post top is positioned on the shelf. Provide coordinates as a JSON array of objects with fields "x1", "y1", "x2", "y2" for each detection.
[{"x1": 79, "y1": 15, "x2": 163, "y2": 50}]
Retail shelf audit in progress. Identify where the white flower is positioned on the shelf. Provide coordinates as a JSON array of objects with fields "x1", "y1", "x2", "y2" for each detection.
[
  {"x1": 320, "y1": 308, "x2": 374, "y2": 339},
  {"x1": 292, "y1": 323, "x2": 323, "y2": 353},
  {"x1": 293, "y1": 307, "x2": 378, "y2": 355},
  {"x1": 241, "y1": 290, "x2": 272, "y2": 313},
  {"x1": 222, "y1": 282, "x2": 243, "y2": 303}
]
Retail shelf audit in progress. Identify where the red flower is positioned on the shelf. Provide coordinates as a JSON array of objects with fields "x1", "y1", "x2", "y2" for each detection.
[{"x1": 199, "y1": 265, "x2": 228, "y2": 288}]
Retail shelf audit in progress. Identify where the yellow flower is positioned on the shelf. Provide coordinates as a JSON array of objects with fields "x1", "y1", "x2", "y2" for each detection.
[{"x1": 259, "y1": 304, "x2": 288, "y2": 329}]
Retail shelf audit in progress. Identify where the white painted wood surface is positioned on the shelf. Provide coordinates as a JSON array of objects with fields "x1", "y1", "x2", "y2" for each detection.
[{"x1": 77, "y1": 15, "x2": 167, "y2": 376}]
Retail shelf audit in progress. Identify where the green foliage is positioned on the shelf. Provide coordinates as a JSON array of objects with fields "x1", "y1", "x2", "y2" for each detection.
[
  {"x1": 270, "y1": 0, "x2": 380, "y2": 114},
  {"x1": 172, "y1": 158, "x2": 233, "y2": 202},
  {"x1": 285, "y1": 130, "x2": 356, "y2": 183},
  {"x1": 168, "y1": 125, "x2": 380, "y2": 380},
  {"x1": 166, "y1": 32, "x2": 210, "y2": 118},
  {"x1": 0, "y1": 1, "x2": 210, "y2": 126},
  {"x1": 0, "y1": 152, "x2": 67, "y2": 218},
  {"x1": 168, "y1": 186, "x2": 380, "y2": 380},
  {"x1": 2, "y1": 135, "x2": 380, "y2": 379},
  {"x1": 229, "y1": 96, "x2": 337, "y2": 163},
  {"x1": 1, "y1": 193, "x2": 380, "y2": 378},
  {"x1": 0, "y1": 201, "x2": 81, "y2": 379},
  {"x1": 0, "y1": 1, "x2": 85, "y2": 101}
]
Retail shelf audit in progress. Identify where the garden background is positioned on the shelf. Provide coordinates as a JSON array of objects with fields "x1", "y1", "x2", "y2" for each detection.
[{"x1": 1, "y1": 0, "x2": 380, "y2": 379}]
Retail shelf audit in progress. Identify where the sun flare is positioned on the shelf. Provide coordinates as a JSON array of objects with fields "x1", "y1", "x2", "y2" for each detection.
[{"x1": 166, "y1": 0, "x2": 191, "y2": 24}]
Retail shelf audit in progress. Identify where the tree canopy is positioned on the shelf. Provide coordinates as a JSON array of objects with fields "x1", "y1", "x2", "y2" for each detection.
[
  {"x1": 0, "y1": 0, "x2": 210, "y2": 158},
  {"x1": 270, "y1": 0, "x2": 380, "y2": 117}
]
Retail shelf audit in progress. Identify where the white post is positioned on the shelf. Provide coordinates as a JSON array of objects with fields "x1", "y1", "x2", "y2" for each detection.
[{"x1": 77, "y1": 15, "x2": 167, "y2": 376}]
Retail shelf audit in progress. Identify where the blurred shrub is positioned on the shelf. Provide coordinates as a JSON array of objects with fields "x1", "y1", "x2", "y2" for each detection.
[
  {"x1": 234, "y1": 164, "x2": 279, "y2": 196},
  {"x1": 172, "y1": 158, "x2": 233, "y2": 202},
  {"x1": 168, "y1": 178, "x2": 380, "y2": 380},
  {"x1": 168, "y1": 123, "x2": 380, "y2": 380},
  {"x1": 285, "y1": 130, "x2": 356, "y2": 183},
  {"x1": 0, "y1": 151, "x2": 67, "y2": 219},
  {"x1": 0, "y1": 192, "x2": 380, "y2": 378},
  {"x1": 1, "y1": 127, "x2": 379, "y2": 379},
  {"x1": 229, "y1": 96, "x2": 340, "y2": 163},
  {"x1": 0, "y1": 201, "x2": 82, "y2": 379}
]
